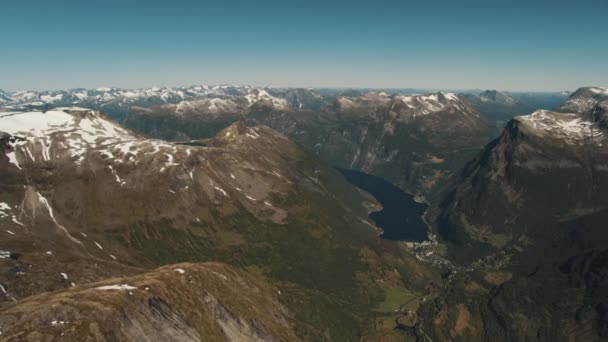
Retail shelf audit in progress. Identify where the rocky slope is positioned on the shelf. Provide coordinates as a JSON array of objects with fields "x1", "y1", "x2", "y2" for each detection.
[
  {"x1": 0, "y1": 262, "x2": 298, "y2": 341},
  {"x1": 0, "y1": 108, "x2": 439, "y2": 340},
  {"x1": 416, "y1": 91, "x2": 608, "y2": 340}
]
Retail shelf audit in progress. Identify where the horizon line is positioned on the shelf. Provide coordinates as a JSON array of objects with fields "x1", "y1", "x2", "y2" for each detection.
[{"x1": 1, "y1": 83, "x2": 594, "y2": 94}]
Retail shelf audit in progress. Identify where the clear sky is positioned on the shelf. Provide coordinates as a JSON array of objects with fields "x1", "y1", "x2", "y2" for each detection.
[{"x1": 1, "y1": 0, "x2": 606, "y2": 91}]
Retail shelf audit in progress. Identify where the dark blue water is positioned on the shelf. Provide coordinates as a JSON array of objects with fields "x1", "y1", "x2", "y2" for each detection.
[{"x1": 338, "y1": 168, "x2": 429, "y2": 242}]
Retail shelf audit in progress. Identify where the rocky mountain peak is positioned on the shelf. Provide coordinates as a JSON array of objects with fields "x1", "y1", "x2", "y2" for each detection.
[
  {"x1": 569, "y1": 86, "x2": 608, "y2": 99},
  {"x1": 478, "y1": 90, "x2": 516, "y2": 103},
  {"x1": 558, "y1": 86, "x2": 608, "y2": 113},
  {"x1": 390, "y1": 92, "x2": 478, "y2": 119},
  {"x1": 215, "y1": 121, "x2": 262, "y2": 143}
]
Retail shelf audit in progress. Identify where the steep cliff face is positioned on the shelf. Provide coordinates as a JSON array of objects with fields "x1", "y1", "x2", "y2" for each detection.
[
  {"x1": 416, "y1": 99, "x2": 608, "y2": 341},
  {"x1": 432, "y1": 104, "x2": 608, "y2": 259}
]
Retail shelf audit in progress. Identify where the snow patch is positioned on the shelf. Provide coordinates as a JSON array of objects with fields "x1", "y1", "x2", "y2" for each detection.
[
  {"x1": 518, "y1": 110, "x2": 605, "y2": 143},
  {"x1": 95, "y1": 284, "x2": 137, "y2": 291},
  {"x1": 37, "y1": 192, "x2": 82, "y2": 245}
]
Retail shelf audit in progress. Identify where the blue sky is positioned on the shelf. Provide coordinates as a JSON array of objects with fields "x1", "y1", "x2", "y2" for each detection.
[{"x1": 1, "y1": 0, "x2": 606, "y2": 91}]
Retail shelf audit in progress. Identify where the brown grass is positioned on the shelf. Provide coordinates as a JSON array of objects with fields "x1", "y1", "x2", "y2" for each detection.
[
  {"x1": 484, "y1": 271, "x2": 512, "y2": 286},
  {"x1": 463, "y1": 281, "x2": 482, "y2": 292},
  {"x1": 429, "y1": 156, "x2": 446, "y2": 164},
  {"x1": 453, "y1": 304, "x2": 476, "y2": 337}
]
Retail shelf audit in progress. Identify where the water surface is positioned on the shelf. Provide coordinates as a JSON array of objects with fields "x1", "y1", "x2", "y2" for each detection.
[{"x1": 338, "y1": 168, "x2": 429, "y2": 242}]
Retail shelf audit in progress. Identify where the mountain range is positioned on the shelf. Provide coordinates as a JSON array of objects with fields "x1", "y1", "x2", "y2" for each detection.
[
  {"x1": 0, "y1": 86, "x2": 570, "y2": 198},
  {"x1": 122, "y1": 90, "x2": 500, "y2": 199},
  {"x1": 0, "y1": 86, "x2": 607, "y2": 341},
  {"x1": 0, "y1": 86, "x2": 568, "y2": 120}
]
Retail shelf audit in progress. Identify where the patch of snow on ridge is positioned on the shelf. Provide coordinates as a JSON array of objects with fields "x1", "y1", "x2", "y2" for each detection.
[
  {"x1": 517, "y1": 110, "x2": 605, "y2": 144},
  {"x1": 392, "y1": 92, "x2": 466, "y2": 117},
  {"x1": 588, "y1": 87, "x2": 608, "y2": 95},
  {"x1": 108, "y1": 165, "x2": 126, "y2": 186},
  {"x1": 37, "y1": 192, "x2": 82, "y2": 245},
  {"x1": 40, "y1": 94, "x2": 64, "y2": 102},
  {"x1": 0, "y1": 108, "x2": 192, "y2": 169},
  {"x1": 95, "y1": 284, "x2": 137, "y2": 291},
  {"x1": 0, "y1": 109, "x2": 136, "y2": 165},
  {"x1": 212, "y1": 184, "x2": 228, "y2": 196},
  {"x1": 442, "y1": 92, "x2": 459, "y2": 101},
  {"x1": 0, "y1": 110, "x2": 74, "y2": 136},
  {"x1": 11, "y1": 216, "x2": 24, "y2": 226},
  {"x1": 5, "y1": 148, "x2": 21, "y2": 169}
]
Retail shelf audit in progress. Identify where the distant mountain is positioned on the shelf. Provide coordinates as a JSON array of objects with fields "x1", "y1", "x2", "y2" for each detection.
[
  {"x1": 0, "y1": 86, "x2": 257, "y2": 119},
  {"x1": 0, "y1": 90, "x2": 11, "y2": 104},
  {"x1": 514, "y1": 90, "x2": 571, "y2": 110},
  {"x1": 463, "y1": 90, "x2": 570, "y2": 124},
  {"x1": 0, "y1": 85, "x2": 571, "y2": 127},
  {"x1": 557, "y1": 86, "x2": 608, "y2": 113},
  {"x1": 123, "y1": 91, "x2": 498, "y2": 197},
  {"x1": 464, "y1": 90, "x2": 533, "y2": 123},
  {"x1": 417, "y1": 90, "x2": 608, "y2": 340},
  {"x1": 0, "y1": 107, "x2": 438, "y2": 339},
  {"x1": 267, "y1": 88, "x2": 330, "y2": 110}
]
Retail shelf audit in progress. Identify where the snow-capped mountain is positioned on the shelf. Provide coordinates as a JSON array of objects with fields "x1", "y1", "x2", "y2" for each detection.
[
  {"x1": 420, "y1": 95, "x2": 608, "y2": 340},
  {"x1": 0, "y1": 86, "x2": 485, "y2": 122},
  {"x1": 139, "y1": 87, "x2": 292, "y2": 117},
  {"x1": 558, "y1": 86, "x2": 608, "y2": 113},
  {"x1": 392, "y1": 92, "x2": 480, "y2": 118},
  {"x1": 332, "y1": 91, "x2": 480, "y2": 119},
  {"x1": 0, "y1": 85, "x2": 259, "y2": 119},
  {"x1": 431, "y1": 97, "x2": 608, "y2": 255},
  {"x1": 243, "y1": 88, "x2": 289, "y2": 110},
  {"x1": 267, "y1": 88, "x2": 329, "y2": 110},
  {"x1": 516, "y1": 108, "x2": 606, "y2": 145}
]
